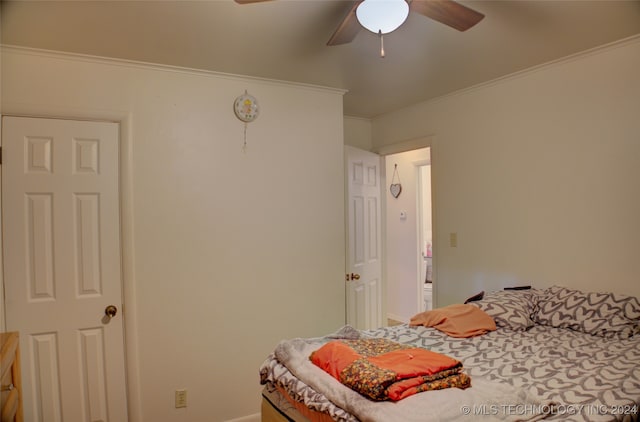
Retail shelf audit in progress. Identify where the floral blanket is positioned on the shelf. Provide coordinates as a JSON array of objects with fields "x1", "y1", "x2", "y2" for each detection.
[{"x1": 310, "y1": 338, "x2": 470, "y2": 401}]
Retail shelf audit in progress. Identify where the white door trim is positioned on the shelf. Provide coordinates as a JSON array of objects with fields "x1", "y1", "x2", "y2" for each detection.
[
  {"x1": 0, "y1": 121, "x2": 5, "y2": 332},
  {"x1": 0, "y1": 107, "x2": 143, "y2": 422}
]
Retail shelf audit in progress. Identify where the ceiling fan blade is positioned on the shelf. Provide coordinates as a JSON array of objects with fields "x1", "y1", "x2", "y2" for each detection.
[
  {"x1": 409, "y1": 0, "x2": 484, "y2": 31},
  {"x1": 327, "y1": 1, "x2": 363, "y2": 46}
]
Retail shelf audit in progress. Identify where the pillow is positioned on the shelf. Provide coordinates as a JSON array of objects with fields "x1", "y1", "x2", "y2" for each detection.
[
  {"x1": 469, "y1": 289, "x2": 542, "y2": 331},
  {"x1": 463, "y1": 291, "x2": 484, "y2": 304},
  {"x1": 534, "y1": 286, "x2": 640, "y2": 339}
]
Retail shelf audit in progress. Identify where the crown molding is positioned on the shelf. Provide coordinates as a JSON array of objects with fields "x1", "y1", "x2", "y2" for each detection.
[{"x1": 0, "y1": 44, "x2": 348, "y2": 97}]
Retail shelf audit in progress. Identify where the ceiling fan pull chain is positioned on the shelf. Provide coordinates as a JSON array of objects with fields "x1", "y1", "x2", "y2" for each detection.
[{"x1": 379, "y1": 29, "x2": 385, "y2": 58}]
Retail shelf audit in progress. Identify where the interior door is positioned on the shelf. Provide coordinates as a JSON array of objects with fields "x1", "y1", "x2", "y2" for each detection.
[
  {"x1": 2, "y1": 116, "x2": 128, "y2": 422},
  {"x1": 345, "y1": 146, "x2": 383, "y2": 330}
]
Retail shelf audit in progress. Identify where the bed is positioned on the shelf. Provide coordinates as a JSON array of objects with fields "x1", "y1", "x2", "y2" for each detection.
[{"x1": 259, "y1": 286, "x2": 640, "y2": 422}]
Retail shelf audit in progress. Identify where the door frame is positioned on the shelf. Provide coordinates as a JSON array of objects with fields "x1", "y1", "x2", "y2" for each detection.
[
  {"x1": 375, "y1": 136, "x2": 438, "y2": 317},
  {"x1": 0, "y1": 107, "x2": 143, "y2": 422}
]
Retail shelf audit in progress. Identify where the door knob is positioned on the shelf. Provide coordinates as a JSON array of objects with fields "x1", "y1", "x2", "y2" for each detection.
[
  {"x1": 350, "y1": 273, "x2": 360, "y2": 281},
  {"x1": 105, "y1": 305, "x2": 118, "y2": 318}
]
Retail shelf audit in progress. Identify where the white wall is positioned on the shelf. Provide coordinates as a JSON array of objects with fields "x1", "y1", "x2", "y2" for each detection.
[
  {"x1": 344, "y1": 116, "x2": 372, "y2": 151},
  {"x1": 385, "y1": 148, "x2": 430, "y2": 322},
  {"x1": 1, "y1": 47, "x2": 346, "y2": 421},
  {"x1": 373, "y1": 37, "x2": 640, "y2": 305}
]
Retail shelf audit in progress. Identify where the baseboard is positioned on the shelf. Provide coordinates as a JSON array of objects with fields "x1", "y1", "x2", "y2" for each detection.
[{"x1": 225, "y1": 412, "x2": 260, "y2": 422}]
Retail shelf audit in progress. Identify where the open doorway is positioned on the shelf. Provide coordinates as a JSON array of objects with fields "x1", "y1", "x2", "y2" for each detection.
[{"x1": 383, "y1": 147, "x2": 433, "y2": 323}]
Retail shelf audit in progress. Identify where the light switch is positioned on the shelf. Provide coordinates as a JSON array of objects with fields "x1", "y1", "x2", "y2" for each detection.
[
  {"x1": 400, "y1": 211, "x2": 407, "y2": 220},
  {"x1": 175, "y1": 389, "x2": 187, "y2": 408},
  {"x1": 449, "y1": 232, "x2": 458, "y2": 248}
]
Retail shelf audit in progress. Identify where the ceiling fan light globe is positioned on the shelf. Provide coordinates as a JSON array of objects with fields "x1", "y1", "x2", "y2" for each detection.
[{"x1": 356, "y1": 0, "x2": 409, "y2": 34}]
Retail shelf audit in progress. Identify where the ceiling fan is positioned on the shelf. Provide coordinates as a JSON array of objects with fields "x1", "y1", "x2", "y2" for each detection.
[{"x1": 234, "y1": 0, "x2": 485, "y2": 47}]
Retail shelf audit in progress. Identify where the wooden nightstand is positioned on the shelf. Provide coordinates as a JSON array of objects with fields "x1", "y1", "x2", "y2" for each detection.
[{"x1": 1, "y1": 332, "x2": 23, "y2": 422}]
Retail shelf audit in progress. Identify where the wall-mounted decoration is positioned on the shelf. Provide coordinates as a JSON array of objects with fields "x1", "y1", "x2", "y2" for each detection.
[
  {"x1": 233, "y1": 90, "x2": 260, "y2": 152},
  {"x1": 390, "y1": 164, "x2": 402, "y2": 198},
  {"x1": 234, "y1": 91, "x2": 260, "y2": 123}
]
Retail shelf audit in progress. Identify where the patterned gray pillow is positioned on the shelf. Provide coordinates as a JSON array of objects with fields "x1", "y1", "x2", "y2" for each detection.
[
  {"x1": 534, "y1": 286, "x2": 640, "y2": 339},
  {"x1": 470, "y1": 289, "x2": 541, "y2": 331}
]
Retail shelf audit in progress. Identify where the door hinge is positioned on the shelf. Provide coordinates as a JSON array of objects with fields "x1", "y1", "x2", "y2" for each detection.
[{"x1": 0, "y1": 146, "x2": 2, "y2": 165}]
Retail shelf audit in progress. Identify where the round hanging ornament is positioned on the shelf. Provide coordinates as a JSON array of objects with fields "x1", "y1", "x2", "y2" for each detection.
[
  {"x1": 234, "y1": 91, "x2": 260, "y2": 123},
  {"x1": 234, "y1": 90, "x2": 260, "y2": 153}
]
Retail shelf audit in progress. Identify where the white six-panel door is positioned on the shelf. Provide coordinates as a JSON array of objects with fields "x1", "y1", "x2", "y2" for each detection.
[
  {"x1": 345, "y1": 146, "x2": 383, "y2": 330},
  {"x1": 2, "y1": 116, "x2": 127, "y2": 422}
]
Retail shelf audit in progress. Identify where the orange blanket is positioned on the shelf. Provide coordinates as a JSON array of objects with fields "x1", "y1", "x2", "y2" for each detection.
[
  {"x1": 409, "y1": 304, "x2": 496, "y2": 337},
  {"x1": 310, "y1": 338, "x2": 470, "y2": 401}
]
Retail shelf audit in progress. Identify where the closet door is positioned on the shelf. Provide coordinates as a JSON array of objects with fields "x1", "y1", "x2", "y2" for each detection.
[{"x1": 2, "y1": 116, "x2": 128, "y2": 422}]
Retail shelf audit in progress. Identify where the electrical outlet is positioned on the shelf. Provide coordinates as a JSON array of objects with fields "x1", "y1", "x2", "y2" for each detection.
[{"x1": 175, "y1": 389, "x2": 187, "y2": 408}]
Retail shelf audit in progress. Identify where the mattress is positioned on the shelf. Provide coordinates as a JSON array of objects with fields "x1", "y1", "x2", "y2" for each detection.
[
  {"x1": 262, "y1": 382, "x2": 334, "y2": 422},
  {"x1": 260, "y1": 287, "x2": 640, "y2": 421},
  {"x1": 260, "y1": 323, "x2": 640, "y2": 421}
]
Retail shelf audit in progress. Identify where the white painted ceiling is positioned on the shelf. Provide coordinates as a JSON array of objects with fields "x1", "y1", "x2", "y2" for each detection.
[{"x1": 2, "y1": 0, "x2": 640, "y2": 117}]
